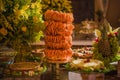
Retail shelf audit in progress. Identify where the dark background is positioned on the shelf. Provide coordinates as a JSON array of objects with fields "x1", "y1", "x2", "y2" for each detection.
[{"x1": 71, "y1": 0, "x2": 94, "y2": 24}]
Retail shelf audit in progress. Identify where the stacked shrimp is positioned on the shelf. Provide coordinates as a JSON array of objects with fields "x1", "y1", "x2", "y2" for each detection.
[{"x1": 44, "y1": 10, "x2": 74, "y2": 61}]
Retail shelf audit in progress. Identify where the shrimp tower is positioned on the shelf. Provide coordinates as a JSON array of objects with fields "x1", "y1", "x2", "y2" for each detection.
[{"x1": 44, "y1": 10, "x2": 74, "y2": 61}]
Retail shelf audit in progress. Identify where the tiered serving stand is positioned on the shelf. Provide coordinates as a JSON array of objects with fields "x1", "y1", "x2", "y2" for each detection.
[{"x1": 47, "y1": 59, "x2": 70, "y2": 80}]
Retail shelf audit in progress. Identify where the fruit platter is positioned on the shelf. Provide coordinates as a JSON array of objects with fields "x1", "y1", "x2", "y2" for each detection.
[
  {"x1": 65, "y1": 58, "x2": 106, "y2": 73},
  {"x1": 72, "y1": 47, "x2": 93, "y2": 59}
]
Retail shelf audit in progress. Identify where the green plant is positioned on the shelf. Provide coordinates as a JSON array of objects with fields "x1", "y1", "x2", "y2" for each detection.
[
  {"x1": 0, "y1": 0, "x2": 45, "y2": 62},
  {"x1": 41, "y1": 0, "x2": 72, "y2": 13},
  {"x1": 93, "y1": 19, "x2": 119, "y2": 69}
]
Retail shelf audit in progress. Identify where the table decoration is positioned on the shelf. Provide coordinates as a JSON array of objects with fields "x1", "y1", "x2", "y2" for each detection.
[
  {"x1": 92, "y1": 19, "x2": 120, "y2": 71},
  {"x1": 0, "y1": 0, "x2": 45, "y2": 62}
]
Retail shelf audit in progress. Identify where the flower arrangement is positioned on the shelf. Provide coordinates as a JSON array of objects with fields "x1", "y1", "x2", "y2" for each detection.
[
  {"x1": 0, "y1": 0, "x2": 45, "y2": 50},
  {"x1": 0, "y1": 0, "x2": 45, "y2": 62},
  {"x1": 92, "y1": 19, "x2": 120, "y2": 70},
  {"x1": 41, "y1": 0, "x2": 72, "y2": 13}
]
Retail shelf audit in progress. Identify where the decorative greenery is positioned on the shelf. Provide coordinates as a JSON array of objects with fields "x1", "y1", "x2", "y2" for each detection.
[
  {"x1": 93, "y1": 19, "x2": 120, "y2": 69},
  {"x1": 0, "y1": 0, "x2": 45, "y2": 62},
  {"x1": 41, "y1": 0, "x2": 72, "y2": 13}
]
